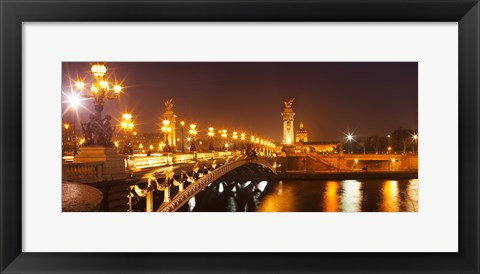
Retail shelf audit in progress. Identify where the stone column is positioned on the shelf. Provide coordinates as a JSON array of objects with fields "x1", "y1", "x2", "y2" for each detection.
[
  {"x1": 282, "y1": 110, "x2": 295, "y2": 146},
  {"x1": 146, "y1": 190, "x2": 153, "y2": 212},
  {"x1": 163, "y1": 186, "x2": 171, "y2": 203}
]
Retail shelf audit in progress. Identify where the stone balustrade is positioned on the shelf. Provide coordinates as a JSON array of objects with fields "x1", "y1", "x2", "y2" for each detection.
[{"x1": 62, "y1": 161, "x2": 104, "y2": 183}]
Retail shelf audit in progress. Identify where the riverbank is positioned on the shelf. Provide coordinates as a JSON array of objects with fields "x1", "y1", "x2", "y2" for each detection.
[{"x1": 282, "y1": 170, "x2": 418, "y2": 180}]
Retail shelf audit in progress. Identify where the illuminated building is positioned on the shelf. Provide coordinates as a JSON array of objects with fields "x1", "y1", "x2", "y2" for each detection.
[{"x1": 295, "y1": 122, "x2": 308, "y2": 143}]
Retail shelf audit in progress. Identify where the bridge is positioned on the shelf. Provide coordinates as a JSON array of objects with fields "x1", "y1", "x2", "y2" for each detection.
[
  {"x1": 281, "y1": 152, "x2": 418, "y2": 172},
  {"x1": 156, "y1": 157, "x2": 276, "y2": 212}
]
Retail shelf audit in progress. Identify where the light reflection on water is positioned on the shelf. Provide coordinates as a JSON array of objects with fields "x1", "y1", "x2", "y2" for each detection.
[
  {"x1": 262, "y1": 179, "x2": 418, "y2": 212},
  {"x1": 183, "y1": 179, "x2": 418, "y2": 212}
]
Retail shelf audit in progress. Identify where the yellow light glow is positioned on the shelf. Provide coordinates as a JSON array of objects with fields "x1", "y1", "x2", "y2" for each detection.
[
  {"x1": 190, "y1": 124, "x2": 196, "y2": 130},
  {"x1": 64, "y1": 123, "x2": 69, "y2": 129},
  {"x1": 92, "y1": 64, "x2": 107, "y2": 77},
  {"x1": 122, "y1": 113, "x2": 132, "y2": 120},
  {"x1": 114, "y1": 85, "x2": 122, "y2": 93},
  {"x1": 91, "y1": 85, "x2": 98, "y2": 94},
  {"x1": 208, "y1": 127, "x2": 214, "y2": 132},
  {"x1": 180, "y1": 121, "x2": 185, "y2": 126},
  {"x1": 75, "y1": 81, "x2": 84, "y2": 90},
  {"x1": 162, "y1": 120, "x2": 170, "y2": 126},
  {"x1": 128, "y1": 123, "x2": 134, "y2": 129},
  {"x1": 100, "y1": 80, "x2": 109, "y2": 88},
  {"x1": 121, "y1": 122, "x2": 127, "y2": 129}
]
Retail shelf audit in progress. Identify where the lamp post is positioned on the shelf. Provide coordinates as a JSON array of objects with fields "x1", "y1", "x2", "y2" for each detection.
[
  {"x1": 221, "y1": 129, "x2": 227, "y2": 152},
  {"x1": 180, "y1": 121, "x2": 185, "y2": 153},
  {"x1": 241, "y1": 133, "x2": 246, "y2": 155},
  {"x1": 208, "y1": 127, "x2": 214, "y2": 159},
  {"x1": 347, "y1": 134, "x2": 353, "y2": 154},
  {"x1": 74, "y1": 63, "x2": 123, "y2": 147},
  {"x1": 63, "y1": 123, "x2": 70, "y2": 155},
  {"x1": 121, "y1": 113, "x2": 134, "y2": 155},
  {"x1": 162, "y1": 119, "x2": 172, "y2": 164},
  {"x1": 387, "y1": 134, "x2": 391, "y2": 154},
  {"x1": 189, "y1": 124, "x2": 197, "y2": 160},
  {"x1": 232, "y1": 132, "x2": 238, "y2": 155},
  {"x1": 66, "y1": 94, "x2": 80, "y2": 155},
  {"x1": 412, "y1": 133, "x2": 418, "y2": 154}
]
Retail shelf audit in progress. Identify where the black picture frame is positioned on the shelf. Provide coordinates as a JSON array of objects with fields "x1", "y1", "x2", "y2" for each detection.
[{"x1": 1, "y1": 0, "x2": 479, "y2": 273}]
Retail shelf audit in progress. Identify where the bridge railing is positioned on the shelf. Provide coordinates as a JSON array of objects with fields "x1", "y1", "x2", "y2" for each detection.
[
  {"x1": 158, "y1": 159, "x2": 248, "y2": 212},
  {"x1": 130, "y1": 151, "x2": 239, "y2": 169},
  {"x1": 62, "y1": 161, "x2": 104, "y2": 183}
]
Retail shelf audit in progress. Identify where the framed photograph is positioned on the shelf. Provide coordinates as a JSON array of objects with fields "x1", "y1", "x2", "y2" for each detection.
[{"x1": 1, "y1": 0, "x2": 479, "y2": 273}]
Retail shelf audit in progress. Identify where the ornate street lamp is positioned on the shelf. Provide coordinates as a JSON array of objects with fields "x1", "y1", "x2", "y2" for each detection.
[
  {"x1": 121, "y1": 113, "x2": 134, "y2": 155},
  {"x1": 64, "y1": 93, "x2": 81, "y2": 155},
  {"x1": 62, "y1": 123, "x2": 70, "y2": 155},
  {"x1": 74, "y1": 63, "x2": 124, "y2": 147},
  {"x1": 208, "y1": 127, "x2": 215, "y2": 150},
  {"x1": 240, "y1": 133, "x2": 246, "y2": 155},
  {"x1": 162, "y1": 119, "x2": 172, "y2": 164},
  {"x1": 161, "y1": 119, "x2": 172, "y2": 153},
  {"x1": 180, "y1": 121, "x2": 185, "y2": 153},
  {"x1": 221, "y1": 129, "x2": 228, "y2": 151},
  {"x1": 189, "y1": 124, "x2": 197, "y2": 160},
  {"x1": 208, "y1": 127, "x2": 215, "y2": 159},
  {"x1": 232, "y1": 132, "x2": 238, "y2": 151}
]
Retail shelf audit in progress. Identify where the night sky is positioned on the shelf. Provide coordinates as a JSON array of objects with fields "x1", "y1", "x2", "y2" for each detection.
[{"x1": 61, "y1": 62, "x2": 417, "y2": 142}]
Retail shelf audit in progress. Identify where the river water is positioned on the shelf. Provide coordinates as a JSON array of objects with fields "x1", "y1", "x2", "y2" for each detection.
[{"x1": 180, "y1": 179, "x2": 418, "y2": 212}]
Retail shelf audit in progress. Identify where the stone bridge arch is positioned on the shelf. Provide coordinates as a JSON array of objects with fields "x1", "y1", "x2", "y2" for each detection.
[{"x1": 158, "y1": 158, "x2": 276, "y2": 212}]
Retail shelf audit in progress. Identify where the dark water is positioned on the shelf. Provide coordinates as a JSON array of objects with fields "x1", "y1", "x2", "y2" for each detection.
[{"x1": 180, "y1": 179, "x2": 418, "y2": 212}]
